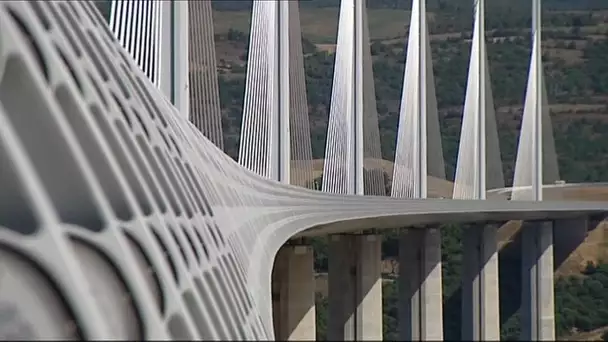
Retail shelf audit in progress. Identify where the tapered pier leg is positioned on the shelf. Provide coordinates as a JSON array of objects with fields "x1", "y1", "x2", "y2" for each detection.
[
  {"x1": 272, "y1": 244, "x2": 316, "y2": 340},
  {"x1": 328, "y1": 234, "x2": 382, "y2": 341},
  {"x1": 520, "y1": 221, "x2": 555, "y2": 341},
  {"x1": 461, "y1": 223, "x2": 500, "y2": 340},
  {"x1": 398, "y1": 227, "x2": 443, "y2": 341}
]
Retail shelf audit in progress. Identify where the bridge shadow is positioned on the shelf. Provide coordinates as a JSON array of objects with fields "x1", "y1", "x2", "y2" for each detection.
[{"x1": 443, "y1": 217, "x2": 600, "y2": 340}]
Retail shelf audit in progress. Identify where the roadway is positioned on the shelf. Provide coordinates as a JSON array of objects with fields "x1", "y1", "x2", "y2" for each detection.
[
  {"x1": 200, "y1": 142, "x2": 608, "y2": 241},
  {"x1": 288, "y1": 195, "x2": 607, "y2": 237},
  {"x1": 487, "y1": 182, "x2": 608, "y2": 201},
  {"x1": 210, "y1": 156, "x2": 608, "y2": 240}
]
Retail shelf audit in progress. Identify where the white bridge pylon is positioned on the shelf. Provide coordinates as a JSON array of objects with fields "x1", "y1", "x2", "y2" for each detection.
[
  {"x1": 238, "y1": 1, "x2": 314, "y2": 188},
  {"x1": 453, "y1": 0, "x2": 503, "y2": 339},
  {"x1": 109, "y1": 0, "x2": 189, "y2": 118}
]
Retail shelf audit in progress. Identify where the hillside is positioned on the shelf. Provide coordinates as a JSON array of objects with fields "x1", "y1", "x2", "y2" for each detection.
[{"x1": 214, "y1": 9, "x2": 608, "y2": 180}]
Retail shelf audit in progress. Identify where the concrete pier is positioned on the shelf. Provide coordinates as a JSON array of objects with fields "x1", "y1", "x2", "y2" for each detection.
[
  {"x1": 327, "y1": 234, "x2": 383, "y2": 341},
  {"x1": 272, "y1": 244, "x2": 316, "y2": 340},
  {"x1": 398, "y1": 227, "x2": 443, "y2": 341},
  {"x1": 461, "y1": 223, "x2": 500, "y2": 341},
  {"x1": 520, "y1": 221, "x2": 555, "y2": 341}
]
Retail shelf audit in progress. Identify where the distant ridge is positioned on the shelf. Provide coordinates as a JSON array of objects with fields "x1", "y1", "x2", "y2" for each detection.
[{"x1": 210, "y1": 0, "x2": 608, "y2": 12}]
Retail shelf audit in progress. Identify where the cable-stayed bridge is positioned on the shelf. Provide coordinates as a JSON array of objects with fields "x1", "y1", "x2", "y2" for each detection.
[{"x1": 0, "y1": 0, "x2": 605, "y2": 341}]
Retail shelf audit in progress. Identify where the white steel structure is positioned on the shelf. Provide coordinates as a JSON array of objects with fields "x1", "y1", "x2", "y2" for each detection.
[{"x1": 0, "y1": 0, "x2": 605, "y2": 341}]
